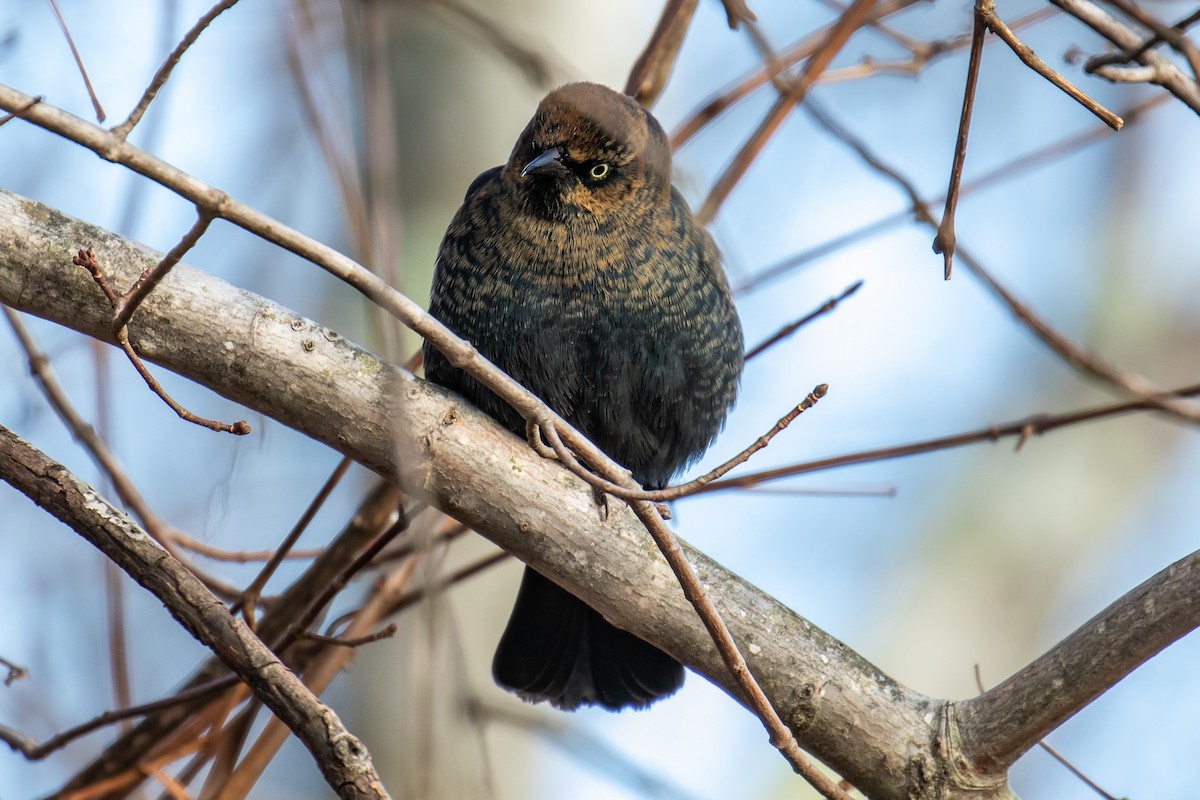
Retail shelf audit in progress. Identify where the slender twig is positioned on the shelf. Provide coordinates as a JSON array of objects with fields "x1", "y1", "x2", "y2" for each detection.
[
  {"x1": 114, "y1": 211, "x2": 215, "y2": 330},
  {"x1": 670, "y1": 0, "x2": 923, "y2": 149},
  {"x1": 534, "y1": 385, "x2": 828, "y2": 503},
  {"x1": 0, "y1": 655, "x2": 28, "y2": 687},
  {"x1": 274, "y1": 510, "x2": 414, "y2": 653},
  {"x1": 699, "y1": 378, "x2": 1200, "y2": 494},
  {"x1": 624, "y1": 494, "x2": 851, "y2": 799},
  {"x1": 3, "y1": 306, "x2": 245, "y2": 600},
  {"x1": 1052, "y1": 0, "x2": 1200, "y2": 115},
  {"x1": 300, "y1": 623, "x2": 398, "y2": 649},
  {"x1": 720, "y1": 0, "x2": 756, "y2": 28},
  {"x1": 172, "y1": 538, "x2": 325, "y2": 562},
  {"x1": 112, "y1": 0, "x2": 242, "y2": 139},
  {"x1": 213, "y1": 561, "x2": 420, "y2": 800},
  {"x1": 696, "y1": 0, "x2": 879, "y2": 224},
  {"x1": 932, "y1": 6, "x2": 986, "y2": 279},
  {"x1": 72, "y1": 246, "x2": 251, "y2": 435},
  {"x1": 0, "y1": 675, "x2": 236, "y2": 760},
  {"x1": 46, "y1": 0, "x2": 105, "y2": 121},
  {"x1": 237, "y1": 456, "x2": 353, "y2": 629},
  {"x1": 377, "y1": 550, "x2": 511, "y2": 617},
  {"x1": 624, "y1": 0, "x2": 700, "y2": 104},
  {"x1": 737, "y1": 94, "x2": 1165, "y2": 295},
  {"x1": 745, "y1": 280, "x2": 863, "y2": 361},
  {"x1": 979, "y1": 0, "x2": 1123, "y2": 129},
  {"x1": 806, "y1": 99, "x2": 1200, "y2": 424}
]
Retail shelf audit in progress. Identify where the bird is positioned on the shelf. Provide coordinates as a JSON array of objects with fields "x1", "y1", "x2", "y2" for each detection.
[{"x1": 423, "y1": 82, "x2": 743, "y2": 711}]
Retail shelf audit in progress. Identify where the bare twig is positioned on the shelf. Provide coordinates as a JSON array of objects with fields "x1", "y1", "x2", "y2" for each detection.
[
  {"x1": 214, "y1": 561, "x2": 420, "y2": 800},
  {"x1": 745, "y1": 280, "x2": 863, "y2": 360},
  {"x1": 300, "y1": 623, "x2": 398, "y2": 649},
  {"x1": 237, "y1": 456, "x2": 353, "y2": 629},
  {"x1": 3, "y1": 306, "x2": 245, "y2": 599},
  {"x1": 1096, "y1": 0, "x2": 1200, "y2": 80},
  {"x1": 1052, "y1": 0, "x2": 1200, "y2": 115},
  {"x1": 700, "y1": 378, "x2": 1200, "y2": 494},
  {"x1": 696, "y1": 0, "x2": 879, "y2": 224},
  {"x1": 0, "y1": 95, "x2": 41, "y2": 127},
  {"x1": 0, "y1": 676, "x2": 236, "y2": 761},
  {"x1": 805, "y1": 99, "x2": 1200, "y2": 424},
  {"x1": 932, "y1": 6, "x2": 986, "y2": 279},
  {"x1": 0, "y1": 655, "x2": 28, "y2": 687},
  {"x1": 72, "y1": 245, "x2": 251, "y2": 435},
  {"x1": 720, "y1": 0, "x2": 757, "y2": 28},
  {"x1": 46, "y1": 0, "x2": 105, "y2": 121},
  {"x1": 115, "y1": 210, "x2": 215, "y2": 330},
  {"x1": 112, "y1": 0, "x2": 242, "y2": 139},
  {"x1": 377, "y1": 550, "x2": 511, "y2": 617},
  {"x1": 625, "y1": 0, "x2": 700, "y2": 105},
  {"x1": 670, "y1": 0, "x2": 922, "y2": 149},
  {"x1": 535, "y1": 385, "x2": 829, "y2": 504},
  {"x1": 979, "y1": 0, "x2": 1123, "y2": 129},
  {"x1": 737, "y1": 94, "x2": 1165, "y2": 295}
]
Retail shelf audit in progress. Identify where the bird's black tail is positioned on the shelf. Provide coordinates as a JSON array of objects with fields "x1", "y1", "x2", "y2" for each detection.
[{"x1": 491, "y1": 567, "x2": 684, "y2": 711}]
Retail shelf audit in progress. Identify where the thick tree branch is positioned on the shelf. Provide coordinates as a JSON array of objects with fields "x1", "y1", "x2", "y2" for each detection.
[
  {"x1": 955, "y1": 548, "x2": 1200, "y2": 772},
  {"x1": 5, "y1": 189, "x2": 1197, "y2": 798},
  {"x1": 0, "y1": 190, "x2": 944, "y2": 799},
  {"x1": 0, "y1": 426, "x2": 390, "y2": 800}
]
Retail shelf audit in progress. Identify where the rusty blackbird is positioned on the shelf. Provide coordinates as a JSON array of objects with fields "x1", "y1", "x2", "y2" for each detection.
[{"x1": 424, "y1": 82, "x2": 743, "y2": 711}]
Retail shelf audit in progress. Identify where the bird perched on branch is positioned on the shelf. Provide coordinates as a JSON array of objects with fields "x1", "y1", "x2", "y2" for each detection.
[{"x1": 424, "y1": 82, "x2": 743, "y2": 711}]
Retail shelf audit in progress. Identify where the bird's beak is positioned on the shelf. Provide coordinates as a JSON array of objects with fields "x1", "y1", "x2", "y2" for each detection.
[{"x1": 520, "y1": 147, "x2": 569, "y2": 178}]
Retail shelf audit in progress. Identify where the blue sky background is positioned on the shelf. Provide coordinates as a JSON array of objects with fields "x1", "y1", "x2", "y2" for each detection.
[{"x1": 2, "y1": 1, "x2": 1199, "y2": 798}]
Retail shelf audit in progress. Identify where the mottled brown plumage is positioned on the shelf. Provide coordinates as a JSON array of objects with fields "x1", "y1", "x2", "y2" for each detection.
[{"x1": 424, "y1": 82, "x2": 743, "y2": 711}]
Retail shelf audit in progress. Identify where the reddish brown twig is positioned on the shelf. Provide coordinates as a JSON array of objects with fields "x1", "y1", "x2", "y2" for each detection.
[
  {"x1": 979, "y1": 0, "x2": 1123, "y2": 129},
  {"x1": 700, "y1": 378, "x2": 1200, "y2": 494},
  {"x1": 112, "y1": 0, "x2": 243, "y2": 139},
  {"x1": 670, "y1": 0, "x2": 922, "y2": 150},
  {"x1": 738, "y1": 94, "x2": 1165, "y2": 295},
  {"x1": 696, "y1": 0, "x2": 879, "y2": 224},
  {"x1": 3, "y1": 306, "x2": 245, "y2": 599},
  {"x1": 720, "y1": 0, "x2": 757, "y2": 28},
  {"x1": 300, "y1": 623, "x2": 398, "y2": 649},
  {"x1": 745, "y1": 281, "x2": 863, "y2": 361},
  {"x1": 532, "y1": 384, "x2": 828, "y2": 503},
  {"x1": 237, "y1": 457, "x2": 353, "y2": 629},
  {"x1": 378, "y1": 550, "x2": 512, "y2": 617},
  {"x1": 625, "y1": 0, "x2": 700, "y2": 105},
  {"x1": 0, "y1": 675, "x2": 236, "y2": 761},
  {"x1": 46, "y1": 0, "x2": 105, "y2": 121},
  {"x1": 932, "y1": 6, "x2": 986, "y2": 279},
  {"x1": 0, "y1": 655, "x2": 28, "y2": 687},
  {"x1": 72, "y1": 242, "x2": 251, "y2": 435}
]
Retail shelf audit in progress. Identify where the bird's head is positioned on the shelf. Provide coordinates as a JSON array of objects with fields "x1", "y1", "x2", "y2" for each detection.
[{"x1": 506, "y1": 82, "x2": 672, "y2": 220}]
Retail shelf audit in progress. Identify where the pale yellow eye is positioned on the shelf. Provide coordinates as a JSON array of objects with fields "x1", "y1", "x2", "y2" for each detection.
[{"x1": 589, "y1": 162, "x2": 610, "y2": 180}]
